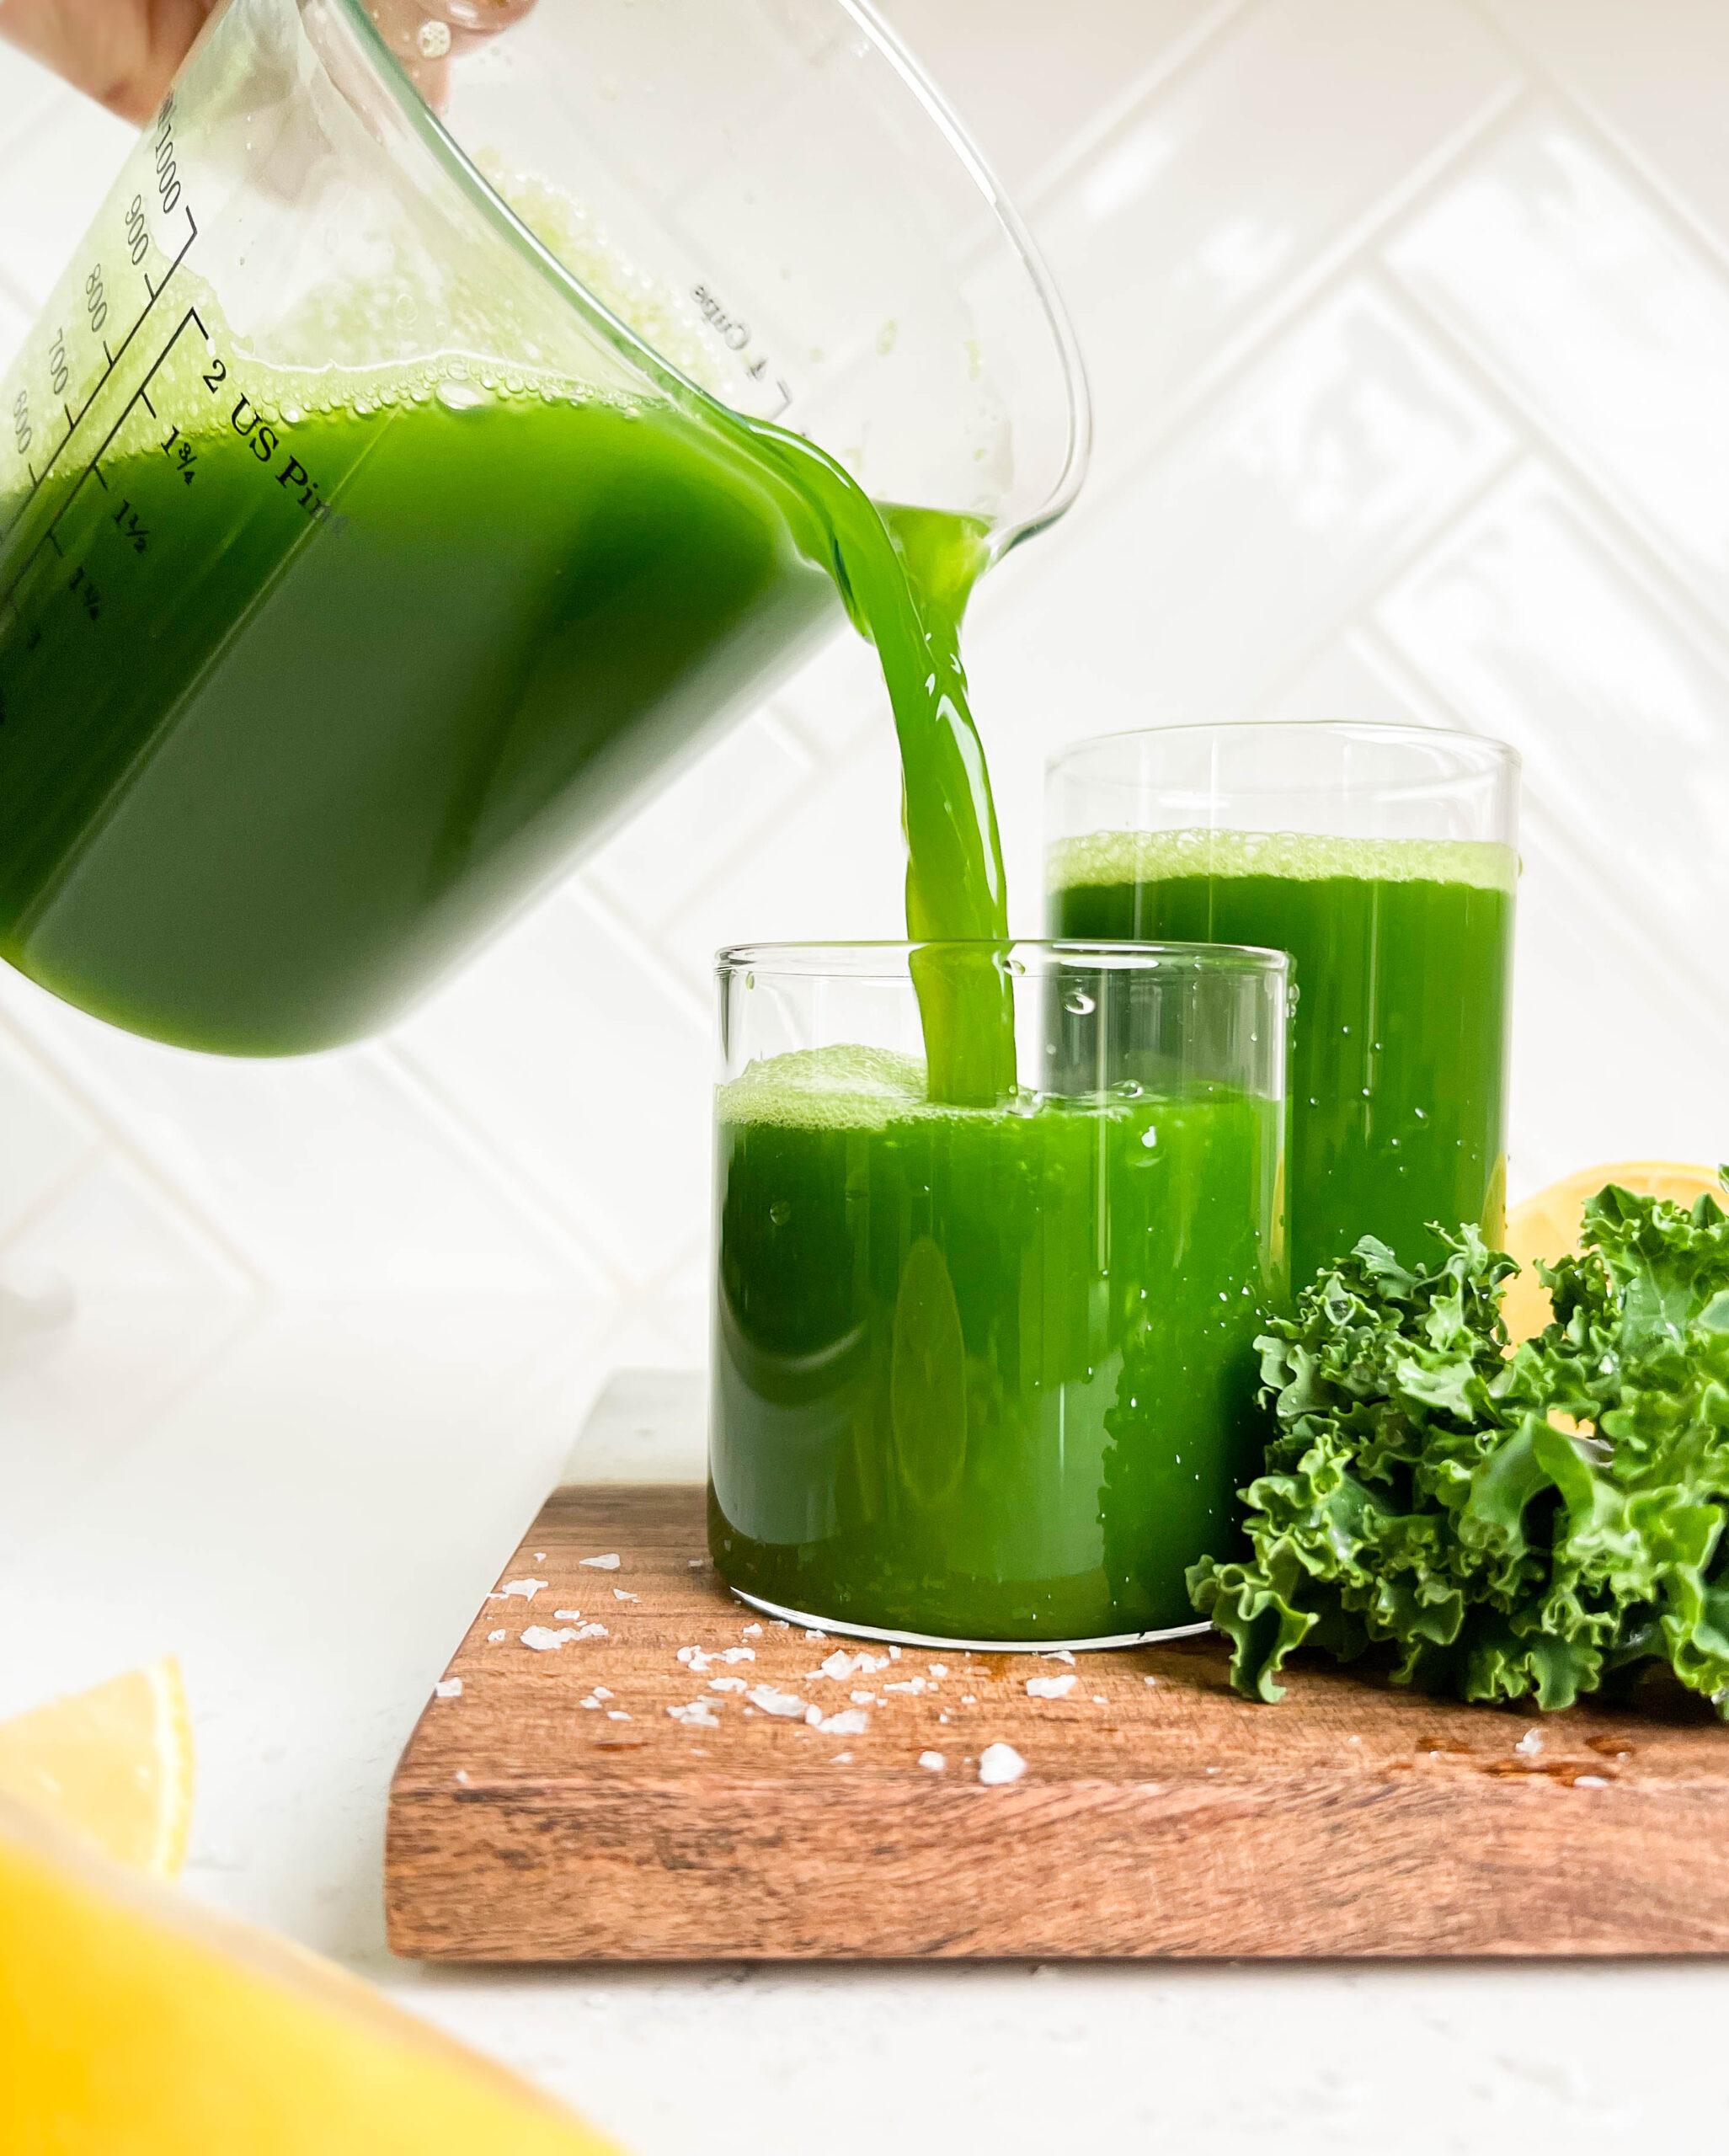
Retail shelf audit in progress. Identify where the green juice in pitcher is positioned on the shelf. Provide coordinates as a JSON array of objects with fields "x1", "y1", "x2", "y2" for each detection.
[
  {"x1": 1049, "y1": 830, "x2": 1516, "y2": 1283},
  {"x1": 0, "y1": 360, "x2": 1008, "y2": 1077},
  {"x1": 710, "y1": 1048, "x2": 1283, "y2": 1641}
]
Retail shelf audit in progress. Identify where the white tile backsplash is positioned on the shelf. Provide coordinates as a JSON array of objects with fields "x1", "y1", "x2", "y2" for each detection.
[
  {"x1": 1033, "y1": 0, "x2": 1515, "y2": 465},
  {"x1": 1, "y1": 0, "x2": 1726, "y2": 1321},
  {"x1": 1388, "y1": 106, "x2": 1729, "y2": 606}
]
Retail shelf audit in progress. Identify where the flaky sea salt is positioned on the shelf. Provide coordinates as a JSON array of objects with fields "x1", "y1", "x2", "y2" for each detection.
[
  {"x1": 1026, "y1": 1674, "x2": 1075, "y2": 1700},
  {"x1": 579, "y1": 1695, "x2": 602, "y2": 1710},
  {"x1": 1576, "y1": 1774, "x2": 1609, "y2": 1789},
  {"x1": 487, "y1": 1629, "x2": 507, "y2": 1644},
  {"x1": 819, "y1": 1649, "x2": 864, "y2": 1682},
  {"x1": 885, "y1": 1675, "x2": 927, "y2": 1695},
  {"x1": 742, "y1": 1622, "x2": 763, "y2": 1637},
  {"x1": 494, "y1": 1577, "x2": 547, "y2": 1601},
  {"x1": 614, "y1": 1589, "x2": 638, "y2": 1602},
  {"x1": 850, "y1": 1690, "x2": 875, "y2": 1706},
  {"x1": 748, "y1": 1686, "x2": 808, "y2": 1719},
  {"x1": 435, "y1": 1678, "x2": 463, "y2": 1700},
  {"x1": 928, "y1": 1664, "x2": 948, "y2": 1679},
  {"x1": 606, "y1": 1709, "x2": 631, "y2": 1721},
  {"x1": 708, "y1": 1675, "x2": 747, "y2": 1694},
  {"x1": 580, "y1": 1554, "x2": 622, "y2": 1571},
  {"x1": 978, "y1": 1742, "x2": 1026, "y2": 1786},
  {"x1": 676, "y1": 1645, "x2": 713, "y2": 1672},
  {"x1": 453, "y1": 1768, "x2": 470, "y2": 1785},
  {"x1": 520, "y1": 1625, "x2": 579, "y2": 1651},
  {"x1": 1514, "y1": 1728, "x2": 1545, "y2": 1758},
  {"x1": 919, "y1": 1751, "x2": 945, "y2": 1772},
  {"x1": 552, "y1": 1609, "x2": 584, "y2": 1622},
  {"x1": 668, "y1": 1702, "x2": 720, "y2": 1728},
  {"x1": 1041, "y1": 1649, "x2": 1076, "y2": 1666},
  {"x1": 817, "y1": 1708, "x2": 869, "y2": 1736}
]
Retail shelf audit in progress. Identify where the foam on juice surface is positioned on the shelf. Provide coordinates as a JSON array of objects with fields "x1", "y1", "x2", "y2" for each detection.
[
  {"x1": 1047, "y1": 827, "x2": 1518, "y2": 894},
  {"x1": 718, "y1": 1045, "x2": 931, "y2": 1130}
]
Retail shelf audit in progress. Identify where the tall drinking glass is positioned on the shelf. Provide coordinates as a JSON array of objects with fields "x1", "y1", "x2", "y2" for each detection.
[
  {"x1": 1047, "y1": 723, "x2": 1518, "y2": 1289},
  {"x1": 709, "y1": 938, "x2": 1289, "y2": 1648}
]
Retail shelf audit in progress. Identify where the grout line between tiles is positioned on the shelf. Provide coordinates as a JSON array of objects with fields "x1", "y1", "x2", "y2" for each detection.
[
  {"x1": 369, "y1": 1039, "x2": 628, "y2": 1290},
  {"x1": 1366, "y1": 261, "x2": 1729, "y2": 684},
  {"x1": 1015, "y1": 0, "x2": 1262, "y2": 217},
  {"x1": 1457, "y1": 0, "x2": 1729, "y2": 283},
  {"x1": 1350, "y1": 615, "x2": 1729, "y2": 1053},
  {"x1": 990, "y1": 71, "x2": 1536, "y2": 562},
  {"x1": 0, "y1": 1005, "x2": 272, "y2": 1295}
]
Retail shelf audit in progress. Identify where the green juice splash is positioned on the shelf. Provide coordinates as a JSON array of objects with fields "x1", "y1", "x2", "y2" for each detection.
[{"x1": 1050, "y1": 830, "x2": 1516, "y2": 1282}]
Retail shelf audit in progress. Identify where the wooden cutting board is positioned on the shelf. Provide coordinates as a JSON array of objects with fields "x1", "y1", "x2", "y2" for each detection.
[{"x1": 385, "y1": 1375, "x2": 1729, "y2": 1962}]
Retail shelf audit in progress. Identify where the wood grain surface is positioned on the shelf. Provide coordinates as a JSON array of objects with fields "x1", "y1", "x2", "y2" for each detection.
[{"x1": 386, "y1": 1482, "x2": 1729, "y2": 1963}]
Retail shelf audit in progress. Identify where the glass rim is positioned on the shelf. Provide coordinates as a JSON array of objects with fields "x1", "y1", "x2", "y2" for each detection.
[
  {"x1": 716, "y1": 937, "x2": 1290, "y2": 981},
  {"x1": 1047, "y1": 719, "x2": 1522, "y2": 792},
  {"x1": 324, "y1": 0, "x2": 1090, "y2": 557}
]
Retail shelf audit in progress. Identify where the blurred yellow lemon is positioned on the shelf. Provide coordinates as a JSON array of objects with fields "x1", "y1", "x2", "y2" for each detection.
[
  {"x1": 1, "y1": 1800, "x2": 623, "y2": 2156},
  {"x1": 1502, "y1": 1161, "x2": 1727, "y2": 1341},
  {"x1": 0, "y1": 1657, "x2": 194, "y2": 1877}
]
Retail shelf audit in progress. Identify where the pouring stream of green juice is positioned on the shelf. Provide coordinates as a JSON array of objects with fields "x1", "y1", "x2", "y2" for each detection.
[{"x1": 0, "y1": 0, "x2": 1078, "y2": 1101}]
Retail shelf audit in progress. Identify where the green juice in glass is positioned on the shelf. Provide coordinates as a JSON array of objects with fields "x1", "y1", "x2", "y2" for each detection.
[
  {"x1": 710, "y1": 1048, "x2": 1283, "y2": 1641},
  {"x1": 1049, "y1": 830, "x2": 1516, "y2": 1283}
]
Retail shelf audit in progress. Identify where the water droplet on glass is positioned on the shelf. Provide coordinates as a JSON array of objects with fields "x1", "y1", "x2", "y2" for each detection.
[
  {"x1": 769, "y1": 1203, "x2": 790, "y2": 1227},
  {"x1": 436, "y1": 379, "x2": 488, "y2": 412},
  {"x1": 417, "y1": 17, "x2": 451, "y2": 57},
  {"x1": 1063, "y1": 989, "x2": 1096, "y2": 1016}
]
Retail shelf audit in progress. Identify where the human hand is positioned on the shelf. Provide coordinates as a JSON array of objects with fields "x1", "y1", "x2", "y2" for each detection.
[{"x1": 0, "y1": 0, "x2": 536, "y2": 122}]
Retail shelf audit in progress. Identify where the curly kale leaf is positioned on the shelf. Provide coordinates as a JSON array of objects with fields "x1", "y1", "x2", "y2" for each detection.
[{"x1": 1189, "y1": 1178, "x2": 1729, "y2": 1712}]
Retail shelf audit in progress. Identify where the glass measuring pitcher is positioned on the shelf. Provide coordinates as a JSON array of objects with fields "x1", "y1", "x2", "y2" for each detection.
[{"x1": 0, "y1": 0, "x2": 1086, "y2": 1055}]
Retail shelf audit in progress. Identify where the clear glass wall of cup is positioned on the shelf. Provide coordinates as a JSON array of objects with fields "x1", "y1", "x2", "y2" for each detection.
[
  {"x1": 0, "y1": 0, "x2": 1086, "y2": 1054},
  {"x1": 1047, "y1": 723, "x2": 1519, "y2": 1289},
  {"x1": 709, "y1": 938, "x2": 1290, "y2": 1650}
]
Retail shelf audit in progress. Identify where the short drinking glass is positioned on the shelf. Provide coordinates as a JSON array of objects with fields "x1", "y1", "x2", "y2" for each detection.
[{"x1": 708, "y1": 939, "x2": 1289, "y2": 1649}]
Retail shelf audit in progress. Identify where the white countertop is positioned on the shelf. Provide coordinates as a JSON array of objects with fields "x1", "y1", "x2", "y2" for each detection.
[{"x1": 4, "y1": 1289, "x2": 1725, "y2": 2153}]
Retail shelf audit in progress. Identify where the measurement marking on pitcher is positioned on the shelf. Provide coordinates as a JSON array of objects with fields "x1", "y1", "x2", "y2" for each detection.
[
  {"x1": 0, "y1": 200, "x2": 196, "y2": 546},
  {"x1": 0, "y1": 295, "x2": 209, "y2": 609}
]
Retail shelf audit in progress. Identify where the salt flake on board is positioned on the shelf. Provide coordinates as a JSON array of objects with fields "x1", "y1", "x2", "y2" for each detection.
[
  {"x1": 978, "y1": 1742, "x2": 1026, "y2": 1786},
  {"x1": 709, "y1": 1675, "x2": 748, "y2": 1694},
  {"x1": 1025, "y1": 1674, "x2": 1075, "y2": 1700},
  {"x1": 520, "y1": 1625, "x2": 579, "y2": 1652},
  {"x1": 614, "y1": 1589, "x2": 638, "y2": 1602},
  {"x1": 919, "y1": 1751, "x2": 946, "y2": 1772},
  {"x1": 434, "y1": 1678, "x2": 463, "y2": 1700},
  {"x1": 1514, "y1": 1728, "x2": 1545, "y2": 1758},
  {"x1": 668, "y1": 1702, "x2": 720, "y2": 1728},
  {"x1": 487, "y1": 1629, "x2": 507, "y2": 1644},
  {"x1": 748, "y1": 1686, "x2": 808, "y2": 1719},
  {"x1": 817, "y1": 1708, "x2": 869, "y2": 1736},
  {"x1": 492, "y1": 1578, "x2": 547, "y2": 1602},
  {"x1": 580, "y1": 1554, "x2": 622, "y2": 1570},
  {"x1": 552, "y1": 1610, "x2": 584, "y2": 1621}
]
